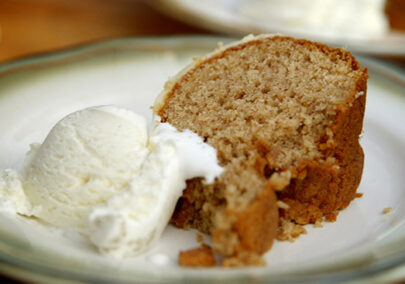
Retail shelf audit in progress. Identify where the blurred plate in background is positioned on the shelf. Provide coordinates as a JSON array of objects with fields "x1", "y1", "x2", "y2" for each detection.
[{"x1": 153, "y1": 0, "x2": 405, "y2": 56}]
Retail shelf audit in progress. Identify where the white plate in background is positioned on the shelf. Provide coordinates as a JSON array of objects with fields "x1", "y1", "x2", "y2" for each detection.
[{"x1": 152, "y1": 0, "x2": 405, "y2": 56}]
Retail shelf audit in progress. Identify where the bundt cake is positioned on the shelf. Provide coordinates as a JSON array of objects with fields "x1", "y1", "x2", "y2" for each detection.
[{"x1": 154, "y1": 35, "x2": 368, "y2": 266}]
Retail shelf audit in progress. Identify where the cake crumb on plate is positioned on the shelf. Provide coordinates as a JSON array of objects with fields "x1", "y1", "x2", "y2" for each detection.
[
  {"x1": 382, "y1": 207, "x2": 392, "y2": 214},
  {"x1": 196, "y1": 233, "x2": 204, "y2": 243},
  {"x1": 178, "y1": 244, "x2": 216, "y2": 267},
  {"x1": 277, "y1": 218, "x2": 307, "y2": 242}
]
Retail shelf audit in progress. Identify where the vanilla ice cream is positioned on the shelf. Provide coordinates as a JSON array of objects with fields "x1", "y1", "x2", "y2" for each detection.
[
  {"x1": 0, "y1": 106, "x2": 223, "y2": 257},
  {"x1": 23, "y1": 106, "x2": 149, "y2": 229}
]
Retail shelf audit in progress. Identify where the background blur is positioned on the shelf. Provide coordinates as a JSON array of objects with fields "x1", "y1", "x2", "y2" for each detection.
[
  {"x1": 0, "y1": 0, "x2": 207, "y2": 63},
  {"x1": 1, "y1": 0, "x2": 404, "y2": 65}
]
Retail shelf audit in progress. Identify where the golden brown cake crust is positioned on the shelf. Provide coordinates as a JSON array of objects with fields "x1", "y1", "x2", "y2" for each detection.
[
  {"x1": 156, "y1": 35, "x2": 368, "y2": 266},
  {"x1": 212, "y1": 183, "x2": 278, "y2": 261},
  {"x1": 279, "y1": 74, "x2": 367, "y2": 224}
]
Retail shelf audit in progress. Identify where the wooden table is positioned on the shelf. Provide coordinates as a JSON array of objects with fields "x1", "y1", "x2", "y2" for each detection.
[
  {"x1": 0, "y1": 0, "x2": 208, "y2": 63},
  {"x1": 0, "y1": 0, "x2": 404, "y2": 283}
]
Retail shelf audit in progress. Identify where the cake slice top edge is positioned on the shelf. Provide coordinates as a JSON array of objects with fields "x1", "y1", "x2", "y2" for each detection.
[{"x1": 153, "y1": 34, "x2": 366, "y2": 117}]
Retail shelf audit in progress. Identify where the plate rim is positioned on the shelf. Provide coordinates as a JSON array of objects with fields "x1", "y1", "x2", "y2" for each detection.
[{"x1": 0, "y1": 36, "x2": 404, "y2": 283}]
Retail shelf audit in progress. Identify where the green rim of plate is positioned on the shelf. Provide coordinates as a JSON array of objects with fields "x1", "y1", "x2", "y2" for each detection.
[{"x1": 0, "y1": 36, "x2": 404, "y2": 284}]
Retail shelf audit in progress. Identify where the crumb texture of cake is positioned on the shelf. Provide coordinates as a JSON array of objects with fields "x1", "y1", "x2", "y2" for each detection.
[{"x1": 156, "y1": 35, "x2": 367, "y2": 266}]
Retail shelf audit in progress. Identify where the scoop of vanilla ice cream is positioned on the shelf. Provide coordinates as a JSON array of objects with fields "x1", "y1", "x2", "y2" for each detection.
[
  {"x1": 23, "y1": 106, "x2": 149, "y2": 229},
  {"x1": 88, "y1": 123, "x2": 223, "y2": 256}
]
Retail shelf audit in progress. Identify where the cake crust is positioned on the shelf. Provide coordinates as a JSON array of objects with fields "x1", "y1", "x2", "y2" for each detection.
[
  {"x1": 212, "y1": 183, "x2": 278, "y2": 257},
  {"x1": 279, "y1": 83, "x2": 366, "y2": 223}
]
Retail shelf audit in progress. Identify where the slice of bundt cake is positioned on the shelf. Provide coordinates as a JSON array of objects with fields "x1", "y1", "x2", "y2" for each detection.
[{"x1": 154, "y1": 35, "x2": 368, "y2": 266}]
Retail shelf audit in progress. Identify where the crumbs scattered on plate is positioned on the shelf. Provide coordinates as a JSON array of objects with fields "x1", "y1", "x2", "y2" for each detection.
[
  {"x1": 196, "y1": 233, "x2": 204, "y2": 243},
  {"x1": 382, "y1": 207, "x2": 392, "y2": 214}
]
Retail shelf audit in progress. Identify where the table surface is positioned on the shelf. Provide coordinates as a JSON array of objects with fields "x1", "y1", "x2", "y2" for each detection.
[
  {"x1": 0, "y1": 0, "x2": 207, "y2": 63},
  {"x1": 0, "y1": 0, "x2": 404, "y2": 283}
]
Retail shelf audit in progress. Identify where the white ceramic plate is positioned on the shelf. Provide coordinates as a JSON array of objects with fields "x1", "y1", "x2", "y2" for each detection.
[
  {"x1": 0, "y1": 36, "x2": 404, "y2": 283},
  {"x1": 152, "y1": 0, "x2": 405, "y2": 56}
]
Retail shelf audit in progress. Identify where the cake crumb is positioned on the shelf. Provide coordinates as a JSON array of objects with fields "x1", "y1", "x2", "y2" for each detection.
[
  {"x1": 277, "y1": 200, "x2": 290, "y2": 209},
  {"x1": 178, "y1": 244, "x2": 216, "y2": 267},
  {"x1": 325, "y1": 211, "x2": 339, "y2": 222},
  {"x1": 355, "y1": 192, "x2": 364, "y2": 198},
  {"x1": 382, "y1": 207, "x2": 392, "y2": 214},
  {"x1": 222, "y1": 252, "x2": 265, "y2": 267},
  {"x1": 269, "y1": 171, "x2": 291, "y2": 191},
  {"x1": 314, "y1": 220, "x2": 324, "y2": 228},
  {"x1": 192, "y1": 57, "x2": 203, "y2": 65},
  {"x1": 277, "y1": 218, "x2": 307, "y2": 242},
  {"x1": 355, "y1": 91, "x2": 365, "y2": 99},
  {"x1": 196, "y1": 233, "x2": 204, "y2": 243},
  {"x1": 163, "y1": 79, "x2": 175, "y2": 91}
]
